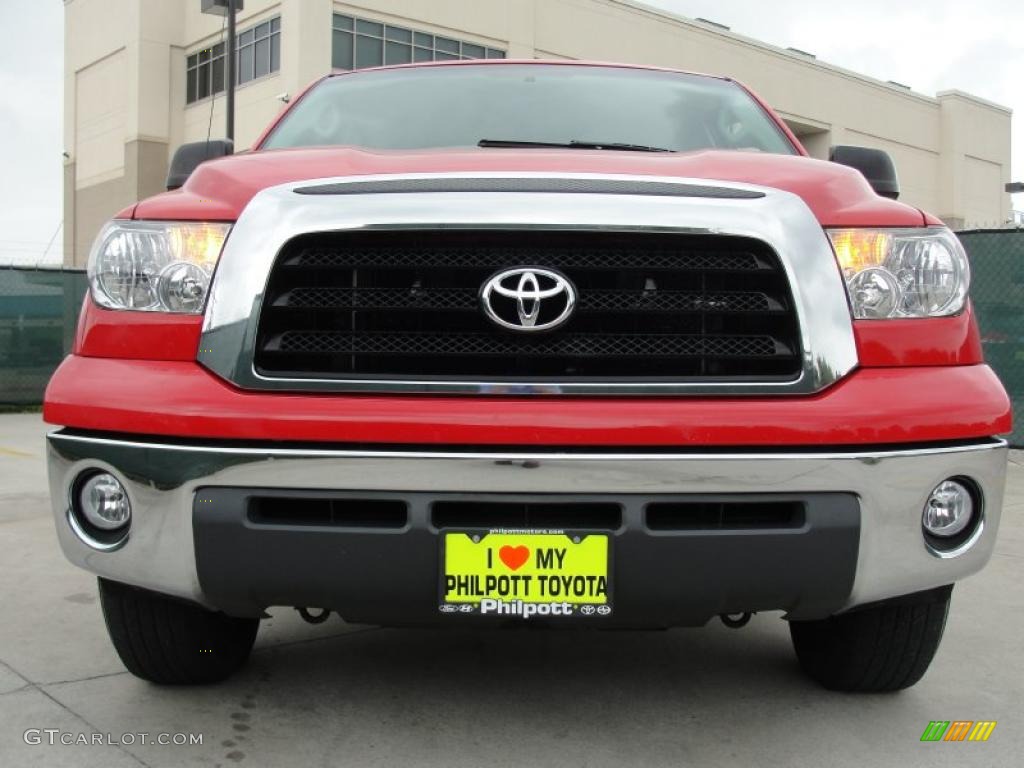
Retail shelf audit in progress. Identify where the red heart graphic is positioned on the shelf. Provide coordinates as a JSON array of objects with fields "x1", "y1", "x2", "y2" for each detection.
[{"x1": 499, "y1": 545, "x2": 530, "y2": 571}]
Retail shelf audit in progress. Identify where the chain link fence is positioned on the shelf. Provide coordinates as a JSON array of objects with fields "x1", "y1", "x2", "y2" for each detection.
[
  {"x1": 0, "y1": 266, "x2": 87, "y2": 406},
  {"x1": 0, "y1": 236, "x2": 1021, "y2": 444},
  {"x1": 959, "y1": 229, "x2": 1024, "y2": 445}
]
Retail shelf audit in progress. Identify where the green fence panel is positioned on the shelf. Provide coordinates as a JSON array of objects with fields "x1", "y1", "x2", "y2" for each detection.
[
  {"x1": 0, "y1": 267, "x2": 87, "y2": 405},
  {"x1": 959, "y1": 229, "x2": 1024, "y2": 446}
]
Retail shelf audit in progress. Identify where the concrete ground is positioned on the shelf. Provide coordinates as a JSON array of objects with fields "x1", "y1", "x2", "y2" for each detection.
[{"x1": 0, "y1": 412, "x2": 1021, "y2": 768}]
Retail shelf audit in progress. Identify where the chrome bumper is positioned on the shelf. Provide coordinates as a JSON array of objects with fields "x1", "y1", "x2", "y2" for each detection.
[{"x1": 47, "y1": 432, "x2": 1008, "y2": 615}]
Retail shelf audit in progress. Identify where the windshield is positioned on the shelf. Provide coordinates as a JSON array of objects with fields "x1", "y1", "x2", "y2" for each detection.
[{"x1": 261, "y1": 64, "x2": 797, "y2": 155}]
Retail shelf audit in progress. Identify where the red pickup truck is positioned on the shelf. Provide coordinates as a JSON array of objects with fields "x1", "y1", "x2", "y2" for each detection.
[{"x1": 45, "y1": 60, "x2": 1011, "y2": 690}]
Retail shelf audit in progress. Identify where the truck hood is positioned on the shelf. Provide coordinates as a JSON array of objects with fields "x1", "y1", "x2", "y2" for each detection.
[{"x1": 133, "y1": 146, "x2": 927, "y2": 227}]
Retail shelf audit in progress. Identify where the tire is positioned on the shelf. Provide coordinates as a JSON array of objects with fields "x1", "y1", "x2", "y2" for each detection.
[
  {"x1": 98, "y1": 578, "x2": 259, "y2": 685},
  {"x1": 789, "y1": 585, "x2": 952, "y2": 692}
]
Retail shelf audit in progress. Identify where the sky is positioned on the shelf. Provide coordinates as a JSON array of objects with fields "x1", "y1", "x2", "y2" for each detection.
[{"x1": 0, "y1": 0, "x2": 1021, "y2": 265}]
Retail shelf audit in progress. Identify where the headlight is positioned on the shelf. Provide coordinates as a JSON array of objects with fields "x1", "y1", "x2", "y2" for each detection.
[
  {"x1": 827, "y1": 227, "x2": 970, "y2": 319},
  {"x1": 87, "y1": 220, "x2": 231, "y2": 313}
]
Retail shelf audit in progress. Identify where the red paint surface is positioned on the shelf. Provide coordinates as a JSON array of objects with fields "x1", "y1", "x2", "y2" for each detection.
[
  {"x1": 44, "y1": 356, "x2": 1011, "y2": 446},
  {"x1": 75, "y1": 301, "x2": 203, "y2": 360},
  {"x1": 133, "y1": 145, "x2": 925, "y2": 228},
  {"x1": 76, "y1": 301, "x2": 202, "y2": 361},
  {"x1": 853, "y1": 307, "x2": 984, "y2": 367}
]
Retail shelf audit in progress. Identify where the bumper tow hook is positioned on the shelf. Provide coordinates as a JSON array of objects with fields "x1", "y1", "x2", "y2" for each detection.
[
  {"x1": 720, "y1": 612, "x2": 752, "y2": 629},
  {"x1": 297, "y1": 607, "x2": 332, "y2": 624}
]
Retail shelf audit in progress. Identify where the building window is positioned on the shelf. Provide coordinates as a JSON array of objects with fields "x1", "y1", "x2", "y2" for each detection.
[
  {"x1": 186, "y1": 16, "x2": 281, "y2": 104},
  {"x1": 331, "y1": 13, "x2": 504, "y2": 71}
]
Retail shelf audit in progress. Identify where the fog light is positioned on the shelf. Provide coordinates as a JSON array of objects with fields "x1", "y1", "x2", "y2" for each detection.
[
  {"x1": 78, "y1": 473, "x2": 131, "y2": 531},
  {"x1": 923, "y1": 480, "x2": 973, "y2": 538}
]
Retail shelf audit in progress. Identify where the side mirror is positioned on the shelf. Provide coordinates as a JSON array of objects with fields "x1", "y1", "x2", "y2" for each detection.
[
  {"x1": 829, "y1": 145, "x2": 900, "y2": 200},
  {"x1": 166, "y1": 139, "x2": 234, "y2": 190}
]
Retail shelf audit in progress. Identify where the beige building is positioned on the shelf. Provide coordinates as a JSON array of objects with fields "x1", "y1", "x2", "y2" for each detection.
[{"x1": 63, "y1": 0, "x2": 1014, "y2": 267}]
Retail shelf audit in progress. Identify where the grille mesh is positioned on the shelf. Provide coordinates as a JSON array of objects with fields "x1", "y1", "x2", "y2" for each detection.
[
  {"x1": 289, "y1": 244, "x2": 765, "y2": 272},
  {"x1": 271, "y1": 331, "x2": 785, "y2": 359},
  {"x1": 279, "y1": 287, "x2": 781, "y2": 314},
  {"x1": 255, "y1": 229, "x2": 801, "y2": 382}
]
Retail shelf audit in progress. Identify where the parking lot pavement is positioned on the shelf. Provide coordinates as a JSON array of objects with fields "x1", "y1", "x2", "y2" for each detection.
[{"x1": 1, "y1": 412, "x2": 1021, "y2": 768}]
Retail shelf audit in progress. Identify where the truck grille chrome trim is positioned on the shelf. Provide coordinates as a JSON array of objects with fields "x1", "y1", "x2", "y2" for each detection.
[
  {"x1": 198, "y1": 172, "x2": 858, "y2": 395},
  {"x1": 292, "y1": 176, "x2": 768, "y2": 199}
]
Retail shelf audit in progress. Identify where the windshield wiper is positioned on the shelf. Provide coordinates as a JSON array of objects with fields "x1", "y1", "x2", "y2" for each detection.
[{"x1": 478, "y1": 139, "x2": 674, "y2": 153}]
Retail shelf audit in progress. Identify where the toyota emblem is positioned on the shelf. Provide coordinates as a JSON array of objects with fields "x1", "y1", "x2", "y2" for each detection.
[{"x1": 480, "y1": 267, "x2": 577, "y2": 332}]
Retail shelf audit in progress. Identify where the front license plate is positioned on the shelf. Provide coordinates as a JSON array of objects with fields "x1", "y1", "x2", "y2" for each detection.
[{"x1": 440, "y1": 530, "x2": 611, "y2": 618}]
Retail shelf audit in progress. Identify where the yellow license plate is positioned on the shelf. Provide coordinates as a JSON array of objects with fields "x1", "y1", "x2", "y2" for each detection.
[{"x1": 440, "y1": 530, "x2": 611, "y2": 618}]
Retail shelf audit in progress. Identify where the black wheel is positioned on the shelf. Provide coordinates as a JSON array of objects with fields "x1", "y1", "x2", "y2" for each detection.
[
  {"x1": 98, "y1": 578, "x2": 259, "y2": 685},
  {"x1": 789, "y1": 585, "x2": 952, "y2": 692}
]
